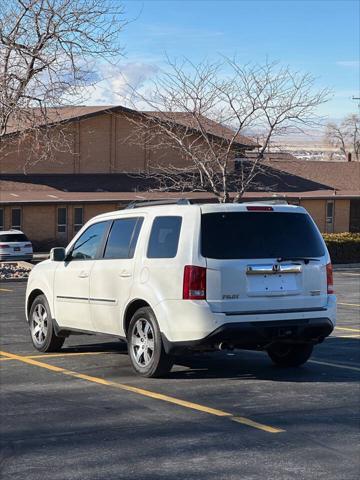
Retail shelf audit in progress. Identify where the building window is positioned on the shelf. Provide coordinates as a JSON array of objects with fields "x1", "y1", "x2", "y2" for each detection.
[
  {"x1": 57, "y1": 207, "x2": 67, "y2": 234},
  {"x1": 326, "y1": 200, "x2": 334, "y2": 233},
  {"x1": 74, "y1": 207, "x2": 84, "y2": 233},
  {"x1": 0, "y1": 209, "x2": 4, "y2": 230},
  {"x1": 11, "y1": 208, "x2": 21, "y2": 230}
]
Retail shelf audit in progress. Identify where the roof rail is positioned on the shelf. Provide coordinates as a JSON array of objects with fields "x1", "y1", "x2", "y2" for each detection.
[{"x1": 125, "y1": 198, "x2": 192, "y2": 209}]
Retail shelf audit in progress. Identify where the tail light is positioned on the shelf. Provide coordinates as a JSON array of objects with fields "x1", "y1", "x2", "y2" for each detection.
[
  {"x1": 246, "y1": 206, "x2": 273, "y2": 211},
  {"x1": 183, "y1": 265, "x2": 206, "y2": 300},
  {"x1": 0, "y1": 244, "x2": 10, "y2": 249},
  {"x1": 326, "y1": 262, "x2": 334, "y2": 294},
  {"x1": 24, "y1": 243, "x2": 32, "y2": 247}
]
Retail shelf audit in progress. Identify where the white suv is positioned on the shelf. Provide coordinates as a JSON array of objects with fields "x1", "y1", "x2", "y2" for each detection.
[
  {"x1": 0, "y1": 230, "x2": 33, "y2": 262},
  {"x1": 25, "y1": 201, "x2": 336, "y2": 377}
]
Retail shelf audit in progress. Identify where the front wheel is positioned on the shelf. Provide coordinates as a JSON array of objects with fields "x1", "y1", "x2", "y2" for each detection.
[
  {"x1": 128, "y1": 307, "x2": 173, "y2": 377},
  {"x1": 267, "y1": 343, "x2": 313, "y2": 367},
  {"x1": 29, "y1": 295, "x2": 65, "y2": 352}
]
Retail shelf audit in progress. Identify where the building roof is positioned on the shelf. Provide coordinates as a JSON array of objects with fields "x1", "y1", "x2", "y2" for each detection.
[
  {"x1": 144, "y1": 111, "x2": 258, "y2": 148},
  {"x1": 4, "y1": 105, "x2": 256, "y2": 148},
  {"x1": 262, "y1": 159, "x2": 360, "y2": 191},
  {"x1": 0, "y1": 189, "x2": 358, "y2": 205},
  {"x1": 1, "y1": 165, "x2": 359, "y2": 205}
]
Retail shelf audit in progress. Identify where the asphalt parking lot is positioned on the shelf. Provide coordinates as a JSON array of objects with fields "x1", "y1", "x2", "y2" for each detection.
[{"x1": 0, "y1": 270, "x2": 359, "y2": 480}]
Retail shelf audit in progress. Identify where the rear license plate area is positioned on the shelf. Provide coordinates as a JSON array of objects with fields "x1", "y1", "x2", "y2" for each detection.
[{"x1": 247, "y1": 273, "x2": 298, "y2": 295}]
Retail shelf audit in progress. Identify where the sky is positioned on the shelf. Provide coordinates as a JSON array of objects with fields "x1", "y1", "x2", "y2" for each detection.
[{"x1": 87, "y1": 0, "x2": 359, "y2": 121}]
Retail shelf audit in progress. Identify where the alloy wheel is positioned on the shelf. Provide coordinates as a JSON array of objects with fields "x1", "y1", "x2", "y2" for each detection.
[
  {"x1": 131, "y1": 318, "x2": 155, "y2": 367},
  {"x1": 31, "y1": 303, "x2": 48, "y2": 346}
]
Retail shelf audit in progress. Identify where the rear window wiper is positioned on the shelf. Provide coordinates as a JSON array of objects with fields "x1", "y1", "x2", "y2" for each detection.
[{"x1": 276, "y1": 257, "x2": 320, "y2": 264}]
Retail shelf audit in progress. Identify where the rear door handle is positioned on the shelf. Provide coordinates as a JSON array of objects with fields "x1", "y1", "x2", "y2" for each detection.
[
  {"x1": 78, "y1": 271, "x2": 89, "y2": 278},
  {"x1": 119, "y1": 270, "x2": 132, "y2": 278}
]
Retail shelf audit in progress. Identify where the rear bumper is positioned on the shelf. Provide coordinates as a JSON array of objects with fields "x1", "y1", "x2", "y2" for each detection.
[
  {"x1": 0, "y1": 253, "x2": 33, "y2": 261},
  {"x1": 162, "y1": 317, "x2": 334, "y2": 354}
]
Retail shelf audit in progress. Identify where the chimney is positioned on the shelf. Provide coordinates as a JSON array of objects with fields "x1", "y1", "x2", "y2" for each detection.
[{"x1": 348, "y1": 152, "x2": 352, "y2": 162}]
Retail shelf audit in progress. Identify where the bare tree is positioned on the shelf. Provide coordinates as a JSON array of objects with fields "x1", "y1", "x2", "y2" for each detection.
[
  {"x1": 125, "y1": 57, "x2": 329, "y2": 202},
  {"x1": 325, "y1": 114, "x2": 360, "y2": 161},
  {"x1": 0, "y1": 0, "x2": 126, "y2": 164}
]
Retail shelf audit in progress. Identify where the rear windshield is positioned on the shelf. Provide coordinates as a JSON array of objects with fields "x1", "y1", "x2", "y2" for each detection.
[
  {"x1": 0, "y1": 233, "x2": 28, "y2": 242},
  {"x1": 201, "y1": 212, "x2": 325, "y2": 259}
]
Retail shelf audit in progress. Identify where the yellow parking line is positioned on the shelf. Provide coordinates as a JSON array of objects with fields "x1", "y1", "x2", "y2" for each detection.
[
  {"x1": 338, "y1": 303, "x2": 360, "y2": 308},
  {"x1": 335, "y1": 326, "x2": 360, "y2": 333},
  {"x1": 231, "y1": 416, "x2": 283, "y2": 433},
  {"x1": 309, "y1": 360, "x2": 360, "y2": 372},
  {"x1": 0, "y1": 351, "x2": 112, "y2": 361},
  {"x1": 0, "y1": 349, "x2": 284, "y2": 434},
  {"x1": 0, "y1": 288, "x2": 12, "y2": 292}
]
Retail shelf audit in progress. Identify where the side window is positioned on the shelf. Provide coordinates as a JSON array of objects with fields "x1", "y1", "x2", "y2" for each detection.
[
  {"x1": 71, "y1": 222, "x2": 107, "y2": 260},
  {"x1": 147, "y1": 216, "x2": 182, "y2": 259},
  {"x1": 103, "y1": 217, "x2": 143, "y2": 259}
]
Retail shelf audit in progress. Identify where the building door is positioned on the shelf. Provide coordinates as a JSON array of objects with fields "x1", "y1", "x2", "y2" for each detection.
[
  {"x1": 54, "y1": 221, "x2": 108, "y2": 331},
  {"x1": 350, "y1": 200, "x2": 360, "y2": 233}
]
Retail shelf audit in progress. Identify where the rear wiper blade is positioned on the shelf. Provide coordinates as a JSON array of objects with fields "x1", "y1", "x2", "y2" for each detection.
[{"x1": 276, "y1": 257, "x2": 320, "y2": 264}]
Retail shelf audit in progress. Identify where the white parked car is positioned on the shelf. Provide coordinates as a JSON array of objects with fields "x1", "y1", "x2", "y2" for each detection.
[
  {"x1": 25, "y1": 200, "x2": 336, "y2": 377},
  {"x1": 0, "y1": 230, "x2": 33, "y2": 262}
]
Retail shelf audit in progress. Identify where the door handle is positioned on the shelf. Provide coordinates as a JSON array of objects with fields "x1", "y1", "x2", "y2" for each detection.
[
  {"x1": 78, "y1": 271, "x2": 89, "y2": 278},
  {"x1": 119, "y1": 270, "x2": 132, "y2": 278}
]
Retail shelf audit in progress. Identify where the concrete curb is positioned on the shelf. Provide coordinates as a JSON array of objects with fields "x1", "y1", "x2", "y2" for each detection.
[{"x1": 0, "y1": 277, "x2": 29, "y2": 283}]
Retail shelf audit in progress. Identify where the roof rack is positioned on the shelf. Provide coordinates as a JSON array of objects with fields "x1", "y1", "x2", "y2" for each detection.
[{"x1": 125, "y1": 198, "x2": 192, "y2": 209}]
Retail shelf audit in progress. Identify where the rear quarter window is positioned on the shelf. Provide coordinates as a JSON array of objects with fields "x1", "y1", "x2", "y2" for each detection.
[
  {"x1": 201, "y1": 212, "x2": 325, "y2": 259},
  {"x1": 147, "y1": 216, "x2": 182, "y2": 258}
]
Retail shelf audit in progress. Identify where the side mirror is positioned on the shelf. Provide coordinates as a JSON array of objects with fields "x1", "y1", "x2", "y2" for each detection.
[{"x1": 50, "y1": 247, "x2": 66, "y2": 262}]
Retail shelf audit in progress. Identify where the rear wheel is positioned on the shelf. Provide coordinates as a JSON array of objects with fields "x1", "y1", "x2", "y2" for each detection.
[
  {"x1": 128, "y1": 307, "x2": 173, "y2": 377},
  {"x1": 267, "y1": 343, "x2": 313, "y2": 367},
  {"x1": 29, "y1": 295, "x2": 65, "y2": 352}
]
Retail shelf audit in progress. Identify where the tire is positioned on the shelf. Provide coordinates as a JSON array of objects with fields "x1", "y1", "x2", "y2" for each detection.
[
  {"x1": 127, "y1": 307, "x2": 173, "y2": 377},
  {"x1": 267, "y1": 343, "x2": 313, "y2": 367},
  {"x1": 29, "y1": 295, "x2": 65, "y2": 352}
]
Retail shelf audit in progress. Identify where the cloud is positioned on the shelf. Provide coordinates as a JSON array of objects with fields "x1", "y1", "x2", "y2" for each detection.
[
  {"x1": 79, "y1": 61, "x2": 159, "y2": 105},
  {"x1": 336, "y1": 60, "x2": 360, "y2": 68}
]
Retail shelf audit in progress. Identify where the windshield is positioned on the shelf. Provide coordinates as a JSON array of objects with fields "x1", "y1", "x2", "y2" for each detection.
[
  {"x1": 0, "y1": 233, "x2": 29, "y2": 242},
  {"x1": 201, "y1": 212, "x2": 325, "y2": 259}
]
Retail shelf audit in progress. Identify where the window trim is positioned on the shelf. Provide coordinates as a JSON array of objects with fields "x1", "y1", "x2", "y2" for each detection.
[{"x1": 11, "y1": 208, "x2": 22, "y2": 230}]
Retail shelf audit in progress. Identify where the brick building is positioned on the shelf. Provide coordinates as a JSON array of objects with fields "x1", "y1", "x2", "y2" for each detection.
[{"x1": 0, "y1": 105, "x2": 359, "y2": 249}]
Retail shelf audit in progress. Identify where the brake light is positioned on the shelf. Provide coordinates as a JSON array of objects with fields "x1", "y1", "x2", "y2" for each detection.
[
  {"x1": 326, "y1": 262, "x2": 334, "y2": 294},
  {"x1": 183, "y1": 265, "x2": 206, "y2": 300},
  {"x1": 0, "y1": 244, "x2": 10, "y2": 249},
  {"x1": 246, "y1": 206, "x2": 273, "y2": 211}
]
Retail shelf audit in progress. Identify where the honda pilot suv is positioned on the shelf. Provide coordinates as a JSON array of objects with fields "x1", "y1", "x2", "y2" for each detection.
[{"x1": 25, "y1": 201, "x2": 336, "y2": 377}]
